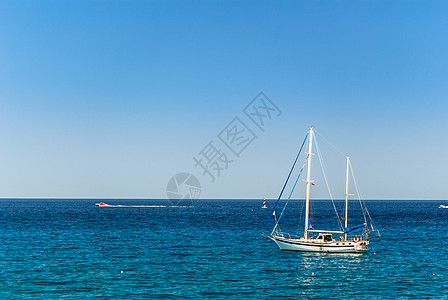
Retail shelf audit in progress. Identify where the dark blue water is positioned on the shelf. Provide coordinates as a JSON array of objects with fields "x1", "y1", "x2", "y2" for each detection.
[{"x1": 0, "y1": 199, "x2": 447, "y2": 299}]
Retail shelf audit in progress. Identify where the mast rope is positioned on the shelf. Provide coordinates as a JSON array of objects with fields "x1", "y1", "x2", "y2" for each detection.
[
  {"x1": 348, "y1": 161, "x2": 367, "y2": 223},
  {"x1": 314, "y1": 136, "x2": 344, "y2": 231},
  {"x1": 265, "y1": 132, "x2": 308, "y2": 232},
  {"x1": 271, "y1": 160, "x2": 307, "y2": 235},
  {"x1": 349, "y1": 161, "x2": 378, "y2": 234},
  {"x1": 315, "y1": 130, "x2": 380, "y2": 236},
  {"x1": 314, "y1": 129, "x2": 346, "y2": 157}
]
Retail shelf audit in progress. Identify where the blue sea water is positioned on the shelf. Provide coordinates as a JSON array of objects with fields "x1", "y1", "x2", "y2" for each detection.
[{"x1": 0, "y1": 199, "x2": 447, "y2": 299}]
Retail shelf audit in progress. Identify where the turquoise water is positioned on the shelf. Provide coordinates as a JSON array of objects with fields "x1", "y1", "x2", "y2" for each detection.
[{"x1": 0, "y1": 199, "x2": 447, "y2": 299}]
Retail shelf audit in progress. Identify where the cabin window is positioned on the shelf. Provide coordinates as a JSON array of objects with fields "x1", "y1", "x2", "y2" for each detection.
[{"x1": 324, "y1": 235, "x2": 332, "y2": 242}]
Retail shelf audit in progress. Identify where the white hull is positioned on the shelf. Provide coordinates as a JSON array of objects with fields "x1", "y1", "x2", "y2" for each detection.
[
  {"x1": 439, "y1": 205, "x2": 448, "y2": 209},
  {"x1": 269, "y1": 236, "x2": 368, "y2": 253}
]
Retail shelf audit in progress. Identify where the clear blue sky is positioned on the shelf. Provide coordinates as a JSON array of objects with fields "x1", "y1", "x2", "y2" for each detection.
[{"x1": 0, "y1": 0, "x2": 447, "y2": 200}]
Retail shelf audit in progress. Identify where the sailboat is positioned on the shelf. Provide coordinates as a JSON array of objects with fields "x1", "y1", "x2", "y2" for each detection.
[
  {"x1": 264, "y1": 127, "x2": 379, "y2": 253},
  {"x1": 262, "y1": 198, "x2": 267, "y2": 209}
]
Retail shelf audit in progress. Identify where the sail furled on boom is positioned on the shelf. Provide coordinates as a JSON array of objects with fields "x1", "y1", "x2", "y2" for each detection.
[{"x1": 344, "y1": 223, "x2": 366, "y2": 233}]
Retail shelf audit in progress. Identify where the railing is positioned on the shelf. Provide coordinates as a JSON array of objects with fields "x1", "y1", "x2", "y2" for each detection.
[
  {"x1": 272, "y1": 231, "x2": 302, "y2": 240},
  {"x1": 272, "y1": 230, "x2": 375, "y2": 242}
]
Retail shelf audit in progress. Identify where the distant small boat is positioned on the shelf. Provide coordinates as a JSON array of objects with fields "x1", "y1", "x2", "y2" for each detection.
[
  {"x1": 439, "y1": 205, "x2": 448, "y2": 209},
  {"x1": 95, "y1": 202, "x2": 110, "y2": 207},
  {"x1": 261, "y1": 198, "x2": 267, "y2": 209}
]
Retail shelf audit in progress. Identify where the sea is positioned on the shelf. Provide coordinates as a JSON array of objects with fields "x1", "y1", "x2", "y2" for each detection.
[{"x1": 0, "y1": 199, "x2": 447, "y2": 299}]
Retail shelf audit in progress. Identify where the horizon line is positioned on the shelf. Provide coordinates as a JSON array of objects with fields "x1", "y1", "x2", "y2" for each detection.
[{"x1": 0, "y1": 197, "x2": 445, "y2": 201}]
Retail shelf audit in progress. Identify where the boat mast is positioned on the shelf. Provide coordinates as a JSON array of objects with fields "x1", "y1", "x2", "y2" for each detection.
[
  {"x1": 304, "y1": 127, "x2": 314, "y2": 239},
  {"x1": 344, "y1": 157, "x2": 349, "y2": 240}
]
